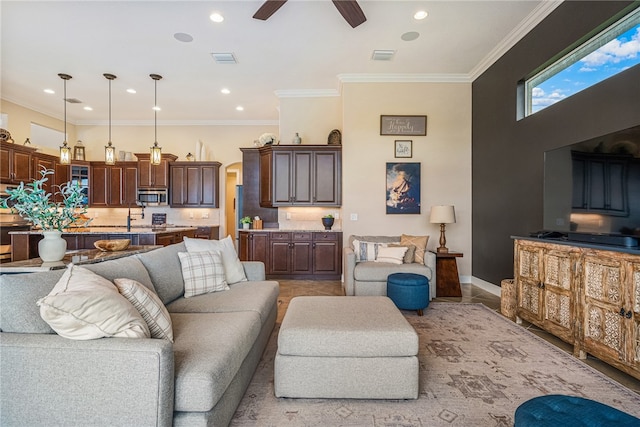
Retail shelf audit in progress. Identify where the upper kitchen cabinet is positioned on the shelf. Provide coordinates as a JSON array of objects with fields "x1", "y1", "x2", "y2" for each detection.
[
  {"x1": 1, "y1": 141, "x2": 35, "y2": 184},
  {"x1": 259, "y1": 145, "x2": 341, "y2": 207},
  {"x1": 169, "y1": 162, "x2": 221, "y2": 208},
  {"x1": 135, "y1": 153, "x2": 177, "y2": 189},
  {"x1": 90, "y1": 161, "x2": 138, "y2": 207}
]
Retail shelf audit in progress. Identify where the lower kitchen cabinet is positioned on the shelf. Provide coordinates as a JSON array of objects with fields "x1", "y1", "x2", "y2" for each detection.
[{"x1": 239, "y1": 230, "x2": 342, "y2": 280}]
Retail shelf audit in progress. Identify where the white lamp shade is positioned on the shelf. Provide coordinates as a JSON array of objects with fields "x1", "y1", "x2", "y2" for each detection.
[{"x1": 430, "y1": 205, "x2": 456, "y2": 224}]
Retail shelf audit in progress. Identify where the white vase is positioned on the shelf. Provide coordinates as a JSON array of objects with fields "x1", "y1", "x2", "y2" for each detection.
[
  {"x1": 38, "y1": 230, "x2": 67, "y2": 262},
  {"x1": 242, "y1": 223, "x2": 250, "y2": 229}
]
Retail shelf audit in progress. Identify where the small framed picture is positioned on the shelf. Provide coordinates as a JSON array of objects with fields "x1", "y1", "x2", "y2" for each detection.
[{"x1": 394, "y1": 140, "x2": 412, "y2": 158}]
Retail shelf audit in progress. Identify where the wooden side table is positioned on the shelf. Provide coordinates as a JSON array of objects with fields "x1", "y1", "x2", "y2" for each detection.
[{"x1": 431, "y1": 251, "x2": 463, "y2": 297}]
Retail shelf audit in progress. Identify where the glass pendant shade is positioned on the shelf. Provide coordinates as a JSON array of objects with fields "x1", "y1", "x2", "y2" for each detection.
[
  {"x1": 58, "y1": 73, "x2": 72, "y2": 164},
  {"x1": 150, "y1": 74, "x2": 163, "y2": 165},
  {"x1": 105, "y1": 142, "x2": 116, "y2": 165},
  {"x1": 104, "y1": 73, "x2": 117, "y2": 165},
  {"x1": 59, "y1": 141, "x2": 71, "y2": 164},
  {"x1": 73, "y1": 140, "x2": 85, "y2": 161}
]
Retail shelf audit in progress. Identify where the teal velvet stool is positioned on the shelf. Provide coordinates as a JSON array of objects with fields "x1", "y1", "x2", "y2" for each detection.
[
  {"x1": 515, "y1": 394, "x2": 640, "y2": 427},
  {"x1": 386, "y1": 273, "x2": 429, "y2": 316}
]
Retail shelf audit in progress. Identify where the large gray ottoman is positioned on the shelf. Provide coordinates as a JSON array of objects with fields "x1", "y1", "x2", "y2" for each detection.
[{"x1": 274, "y1": 296, "x2": 419, "y2": 399}]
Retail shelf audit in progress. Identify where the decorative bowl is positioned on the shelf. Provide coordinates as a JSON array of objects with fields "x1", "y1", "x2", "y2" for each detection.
[{"x1": 94, "y1": 239, "x2": 131, "y2": 252}]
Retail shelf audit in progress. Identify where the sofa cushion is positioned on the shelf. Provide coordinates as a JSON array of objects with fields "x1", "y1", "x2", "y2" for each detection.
[
  {"x1": 166, "y1": 280, "x2": 279, "y2": 326},
  {"x1": 349, "y1": 235, "x2": 400, "y2": 250},
  {"x1": 184, "y1": 235, "x2": 247, "y2": 285},
  {"x1": 400, "y1": 234, "x2": 429, "y2": 264},
  {"x1": 352, "y1": 239, "x2": 387, "y2": 262},
  {"x1": 374, "y1": 246, "x2": 408, "y2": 264},
  {"x1": 0, "y1": 270, "x2": 64, "y2": 333},
  {"x1": 178, "y1": 251, "x2": 229, "y2": 297},
  {"x1": 114, "y1": 278, "x2": 174, "y2": 342},
  {"x1": 171, "y1": 311, "x2": 263, "y2": 412},
  {"x1": 354, "y1": 261, "x2": 433, "y2": 282},
  {"x1": 84, "y1": 256, "x2": 156, "y2": 292},
  {"x1": 389, "y1": 243, "x2": 416, "y2": 264},
  {"x1": 37, "y1": 265, "x2": 150, "y2": 340},
  {"x1": 136, "y1": 242, "x2": 186, "y2": 304}
]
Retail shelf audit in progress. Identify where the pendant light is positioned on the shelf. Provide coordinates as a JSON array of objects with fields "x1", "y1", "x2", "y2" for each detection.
[
  {"x1": 150, "y1": 73, "x2": 163, "y2": 165},
  {"x1": 58, "y1": 73, "x2": 72, "y2": 164},
  {"x1": 104, "y1": 73, "x2": 117, "y2": 165}
]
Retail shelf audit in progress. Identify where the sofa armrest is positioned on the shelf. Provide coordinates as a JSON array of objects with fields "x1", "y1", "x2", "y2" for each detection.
[
  {"x1": 0, "y1": 333, "x2": 174, "y2": 427},
  {"x1": 424, "y1": 250, "x2": 436, "y2": 299},
  {"x1": 343, "y1": 247, "x2": 356, "y2": 295},
  {"x1": 242, "y1": 261, "x2": 266, "y2": 281}
]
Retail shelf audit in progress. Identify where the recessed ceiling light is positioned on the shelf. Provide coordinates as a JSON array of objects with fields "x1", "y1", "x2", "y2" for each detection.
[
  {"x1": 174, "y1": 32, "x2": 194, "y2": 43},
  {"x1": 236, "y1": 106, "x2": 244, "y2": 111},
  {"x1": 401, "y1": 31, "x2": 420, "y2": 41},
  {"x1": 43, "y1": 89, "x2": 55, "y2": 94},
  {"x1": 414, "y1": 10, "x2": 428, "y2": 20},
  {"x1": 83, "y1": 106, "x2": 93, "y2": 111},
  {"x1": 221, "y1": 88, "x2": 231, "y2": 95},
  {"x1": 153, "y1": 106, "x2": 161, "y2": 111},
  {"x1": 210, "y1": 12, "x2": 224, "y2": 23},
  {"x1": 126, "y1": 88, "x2": 136, "y2": 94}
]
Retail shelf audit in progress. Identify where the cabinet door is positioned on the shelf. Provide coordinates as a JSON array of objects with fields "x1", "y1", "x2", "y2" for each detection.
[
  {"x1": 313, "y1": 232, "x2": 341, "y2": 275},
  {"x1": 201, "y1": 164, "x2": 219, "y2": 207},
  {"x1": 90, "y1": 164, "x2": 109, "y2": 207},
  {"x1": 108, "y1": 166, "x2": 124, "y2": 206},
  {"x1": 626, "y1": 260, "x2": 640, "y2": 370},
  {"x1": 250, "y1": 232, "x2": 269, "y2": 265},
  {"x1": 122, "y1": 164, "x2": 139, "y2": 205},
  {"x1": 273, "y1": 151, "x2": 293, "y2": 204},
  {"x1": 32, "y1": 155, "x2": 56, "y2": 195},
  {"x1": 269, "y1": 232, "x2": 291, "y2": 274},
  {"x1": 291, "y1": 232, "x2": 313, "y2": 274},
  {"x1": 313, "y1": 150, "x2": 341, "y2": 205},
  {"x1": 170, "y1": 166, "x2": 186, "y2": 206},
  {"x1": 0, "y1": 145, "x2": 10, "y2": 181},
  {"x1": 292, "y1": 151, "x2": 312, "y2": 204},
  {"x1": 515, "y1": 243, "x2": 543, "y2": 322},
  {"x1": 184, "y1": 166, "x2": 201, "y2": 205},
  {"x1": 541, "y1": 249, "x2": 575, "y2": 342},
  {"x1": 13, "y1": 150, "x2": 32, "y2": 183},
  {"x1": 582, "y1": 254, "x2": 626, "y2": 362},
  {"x1": 156, "y1": 233, "x2": 176, "y2": 247},
  {"x1": 138, "y1": 159, "x2": 152, "y2": 188}
]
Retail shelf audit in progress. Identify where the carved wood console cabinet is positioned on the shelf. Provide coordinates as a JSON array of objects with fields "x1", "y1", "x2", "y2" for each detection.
[{"x1": 513, "y1": 238, "x2": 640, "y2": 380}]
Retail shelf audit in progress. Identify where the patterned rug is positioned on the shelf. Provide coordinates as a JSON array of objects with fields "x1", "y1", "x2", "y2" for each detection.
[{"x1": 231, "y1": 303, "x2": 640, "y2": 426}]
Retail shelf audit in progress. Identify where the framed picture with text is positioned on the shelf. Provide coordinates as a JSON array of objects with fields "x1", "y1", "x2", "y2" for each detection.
[
  {"x1": 380, "y1": 115, "x2": 427, "y2": 136},
  {"x1": 394, "y1": 140, "x2": 412, "y2": 158}
]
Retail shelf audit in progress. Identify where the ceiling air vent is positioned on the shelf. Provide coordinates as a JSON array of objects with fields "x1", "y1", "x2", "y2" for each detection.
[
  {"x1": 371, "y1": 50, "x2": 396, "y2": 61},
  {"x1": 211, "y1": 52, "x2": 237, "y2": 64},
  {"x1": 64, "y1": 98, "x2": 82, "y2": 104}
]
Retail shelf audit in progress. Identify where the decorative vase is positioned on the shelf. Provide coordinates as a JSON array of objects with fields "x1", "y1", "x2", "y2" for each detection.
[
  {"x1": 293, "y1": 133, "x2": 302, "y2": 144},
  {"x1": 38, "y1": 230, "x2": 67, "y2": 262},
  {"x1": 242, "y1": 223, "x2": 250, "y2": 229},
  {"x1": 321, "y1": 217, "x2": 334, "y2": 230}
]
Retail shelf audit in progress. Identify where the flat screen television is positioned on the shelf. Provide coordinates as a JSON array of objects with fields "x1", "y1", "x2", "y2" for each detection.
[{"x1": 543, "y1": 124, "x2": 640, "y2": 248}]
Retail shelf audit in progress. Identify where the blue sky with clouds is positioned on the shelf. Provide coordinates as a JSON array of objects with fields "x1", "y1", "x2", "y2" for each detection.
[{"x1": 531, "y1": 24, "x2": 640, "y2": 113}]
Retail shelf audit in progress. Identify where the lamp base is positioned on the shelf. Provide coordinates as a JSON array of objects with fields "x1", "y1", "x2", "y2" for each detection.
[{"x1": 437, "y1": 246, "x2": 449, "y2": 253}]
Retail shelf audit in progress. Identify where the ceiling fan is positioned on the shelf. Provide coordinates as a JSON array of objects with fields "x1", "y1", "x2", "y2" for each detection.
[{"x1": 253, "y1": 0, "x2": 366, "y2": 28}]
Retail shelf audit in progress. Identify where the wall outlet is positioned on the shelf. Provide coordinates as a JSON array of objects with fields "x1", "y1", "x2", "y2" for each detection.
[
  {"x1": 201, "y1": 212, "x2": 209, "y2": 219},
  {"x1": 350, "y1": 213, "x2": 358, "y2": 221},
  {"x1": 286, "y1": 212, "x2": 291, "y2": 220},
  {"x1": 333, "y1": 212, "x2": 340, "y2": 219},
  {"x1": 189, "y1": 211, "x2": 194, "y2": 219}
]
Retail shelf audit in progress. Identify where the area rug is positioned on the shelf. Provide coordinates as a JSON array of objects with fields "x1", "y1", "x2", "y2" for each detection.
[{"x1": 231, "y1": 303, "x2": 640, "y2": 426}]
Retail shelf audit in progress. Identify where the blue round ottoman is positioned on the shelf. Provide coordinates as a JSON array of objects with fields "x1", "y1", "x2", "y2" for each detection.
[
  {"x1": 386, "y1": 273, "x2": 429, "y2": 316},
  {"x1": 515, "y1": 394, "x2": 640, "y2": 427}
]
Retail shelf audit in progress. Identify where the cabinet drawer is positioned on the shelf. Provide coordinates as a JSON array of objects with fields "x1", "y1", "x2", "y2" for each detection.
[
  {"x1": 292, "y1": 232, "x2": 313, "y2": 241},
  {"x1": 270, "y1": 232, "x2": 291, "y2": 241},
  {"x1": 313, "y1": 232, "x2": 339, "y2": 241}
]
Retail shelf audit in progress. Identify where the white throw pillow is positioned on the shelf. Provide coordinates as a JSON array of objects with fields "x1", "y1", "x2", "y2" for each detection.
[
  {"x1": 114, "y1": 278, "x2": 174, "y2": 342},
  {"x1": 178, "y1": 251, "x2": 229, "y2": 298},
  {"x1": 37, "y1": 265, "x2": 150, "y2": 340},
  {"x1": 184, "y1": 235, "x2": 247, "y2": 284},
  {"x1": 374, "y1": 246, "x2": 408, "y2": 265},
  {"x1": 352, "y1": 239, "x2": 387, "y2": 262}
]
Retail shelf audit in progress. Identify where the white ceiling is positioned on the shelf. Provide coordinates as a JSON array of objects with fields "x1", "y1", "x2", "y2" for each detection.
[{"x1": 1, "y1": 1, "x2": 561, "y2": 125}]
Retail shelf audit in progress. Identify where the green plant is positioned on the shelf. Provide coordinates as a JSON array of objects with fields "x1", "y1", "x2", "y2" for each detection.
[
  {"x1": 240, "y1": 216, "x2": 252, "y2": 224},
  {"x1": 323, "y1": 214, "x2": 334, "y2": 219},
  {"x1": 1, "y1": 167, "x2": 89, "y2": 231}
]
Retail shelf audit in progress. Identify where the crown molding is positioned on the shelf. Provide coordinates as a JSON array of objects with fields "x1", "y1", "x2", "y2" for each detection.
[
  {"x1": 337, "y1": 73, "x2": 472, "y2": 83},
  {"x1": 274, "y1": 89, "x2": 340, "y2": 98},
  {"x1": 75, "y1": 119, "x2": 279, "y2": 127},
  {"x1": 469, "y1": 0, "x2": 563, "y2": 80}
]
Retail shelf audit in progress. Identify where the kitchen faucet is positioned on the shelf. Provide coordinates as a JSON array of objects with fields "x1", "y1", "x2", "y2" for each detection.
[{"x1": 126, "y1": 204, "x2": 145, "y2": 232}]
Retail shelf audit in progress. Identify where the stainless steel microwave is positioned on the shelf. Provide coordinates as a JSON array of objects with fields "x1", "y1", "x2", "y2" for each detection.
[{"x1": 137, "y1": 188, "x2": 168, "y2": 206}]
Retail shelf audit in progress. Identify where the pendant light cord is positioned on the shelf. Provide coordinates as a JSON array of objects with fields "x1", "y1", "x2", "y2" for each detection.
[
  {"x1": 63, "y1": 78, "x2": 67, "y2": 142},
  {"x1": 154, "y1": 78, "x2": 158, "y2": 143},
  {"x1": 108, "y1": 78, "x2": 112, "y2": 143}
]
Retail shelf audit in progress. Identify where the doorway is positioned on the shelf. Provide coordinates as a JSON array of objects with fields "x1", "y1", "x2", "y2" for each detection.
[{"x1": 225, "y1": 162, "x2": 241, "y2": 246}]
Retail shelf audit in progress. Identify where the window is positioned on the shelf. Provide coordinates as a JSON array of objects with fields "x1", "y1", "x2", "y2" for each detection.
[{"x1": 524, "y1": 6, "x2": 640, "y2": 117}]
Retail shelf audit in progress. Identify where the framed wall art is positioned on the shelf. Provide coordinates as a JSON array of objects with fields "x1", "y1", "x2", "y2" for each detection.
[
  {"x1": 380, "y1": 115, "x2": 427, "y2": 136},
  {"x1": 386, "y1": 162, "x2": 421, "y2": 214},
  {"x1": 394, "y1": 140, "x2": 412, "y2": 158}
]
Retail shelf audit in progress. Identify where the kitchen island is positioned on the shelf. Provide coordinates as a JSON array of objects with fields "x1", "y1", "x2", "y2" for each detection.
[{"x1": 10, "y1": 226, "x2": 197, "y2": 261}]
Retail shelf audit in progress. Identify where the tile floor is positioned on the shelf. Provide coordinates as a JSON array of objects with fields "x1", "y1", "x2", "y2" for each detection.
[{"x1": 276, "y1": 279, "x2": 640, "y2": 395}]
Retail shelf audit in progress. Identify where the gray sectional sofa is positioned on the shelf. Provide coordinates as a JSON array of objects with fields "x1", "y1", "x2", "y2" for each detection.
[
  {"x1": 343, "y1": 235, "x2": 436, "y2": 298},
  {"x1": 0, "y1": 241, "x2": 279, "y2": 427}
]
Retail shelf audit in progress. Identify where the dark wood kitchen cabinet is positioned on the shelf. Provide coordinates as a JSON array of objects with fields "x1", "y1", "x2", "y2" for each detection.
[
  {"x1": 90, "y1": 162, "x2": 138, "y2": 207},
  {"x1": 169, "y1": 162, "x2": 221, "y2": 208},
  {"x1": 135, "y1": 153, "x2": 177, "y2": 189},
  {"x1": 259, "y1": 145, "x2": 341, "y2": 207},
  {"x1": 239, "y1": 230, "x2": 342, "y2": 280},
  {"x1": 1, "y1": 141, "x2": 35, "y2": 184},
  {"x1": 31, "y1": 152, "x2": 57, "y2": 194}
]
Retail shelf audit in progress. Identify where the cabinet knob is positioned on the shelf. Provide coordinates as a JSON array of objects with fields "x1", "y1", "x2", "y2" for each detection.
[
  {"x1": 625, "y1": 310, "x2": 632, "y2": 319},
  {"x1": 538, "y1": 282, "x2": 545, "y2": 289},
  {"x1": 619, "y1": 308, "x2": 626, "y2": 317}
]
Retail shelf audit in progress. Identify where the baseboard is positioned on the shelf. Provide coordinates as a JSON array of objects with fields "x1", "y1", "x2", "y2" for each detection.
[{"x1": 467, "y1": 276, "x2": 501, "y2": 297}]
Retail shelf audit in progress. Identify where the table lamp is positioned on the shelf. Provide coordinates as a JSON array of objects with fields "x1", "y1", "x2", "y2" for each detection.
[{"x1": 430, "y1": 205, "x2": 456, "y2": 253}]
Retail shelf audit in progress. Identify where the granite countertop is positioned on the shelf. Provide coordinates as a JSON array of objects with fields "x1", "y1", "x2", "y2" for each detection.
[
  {"x1": 9, "y1": 226, "x2": 198, "y2": 235},
  {"x1": 0, "y1": 245, "x2": 162, "y2": 274}
]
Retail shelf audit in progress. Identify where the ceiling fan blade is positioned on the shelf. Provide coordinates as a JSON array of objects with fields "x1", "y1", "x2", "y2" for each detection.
[
  {"x1": 253, "y1": 0, "x2": 288, "y2": 20},
  {"x1": 332, "y1": 0, "x2": 366, "y2": 28}
]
